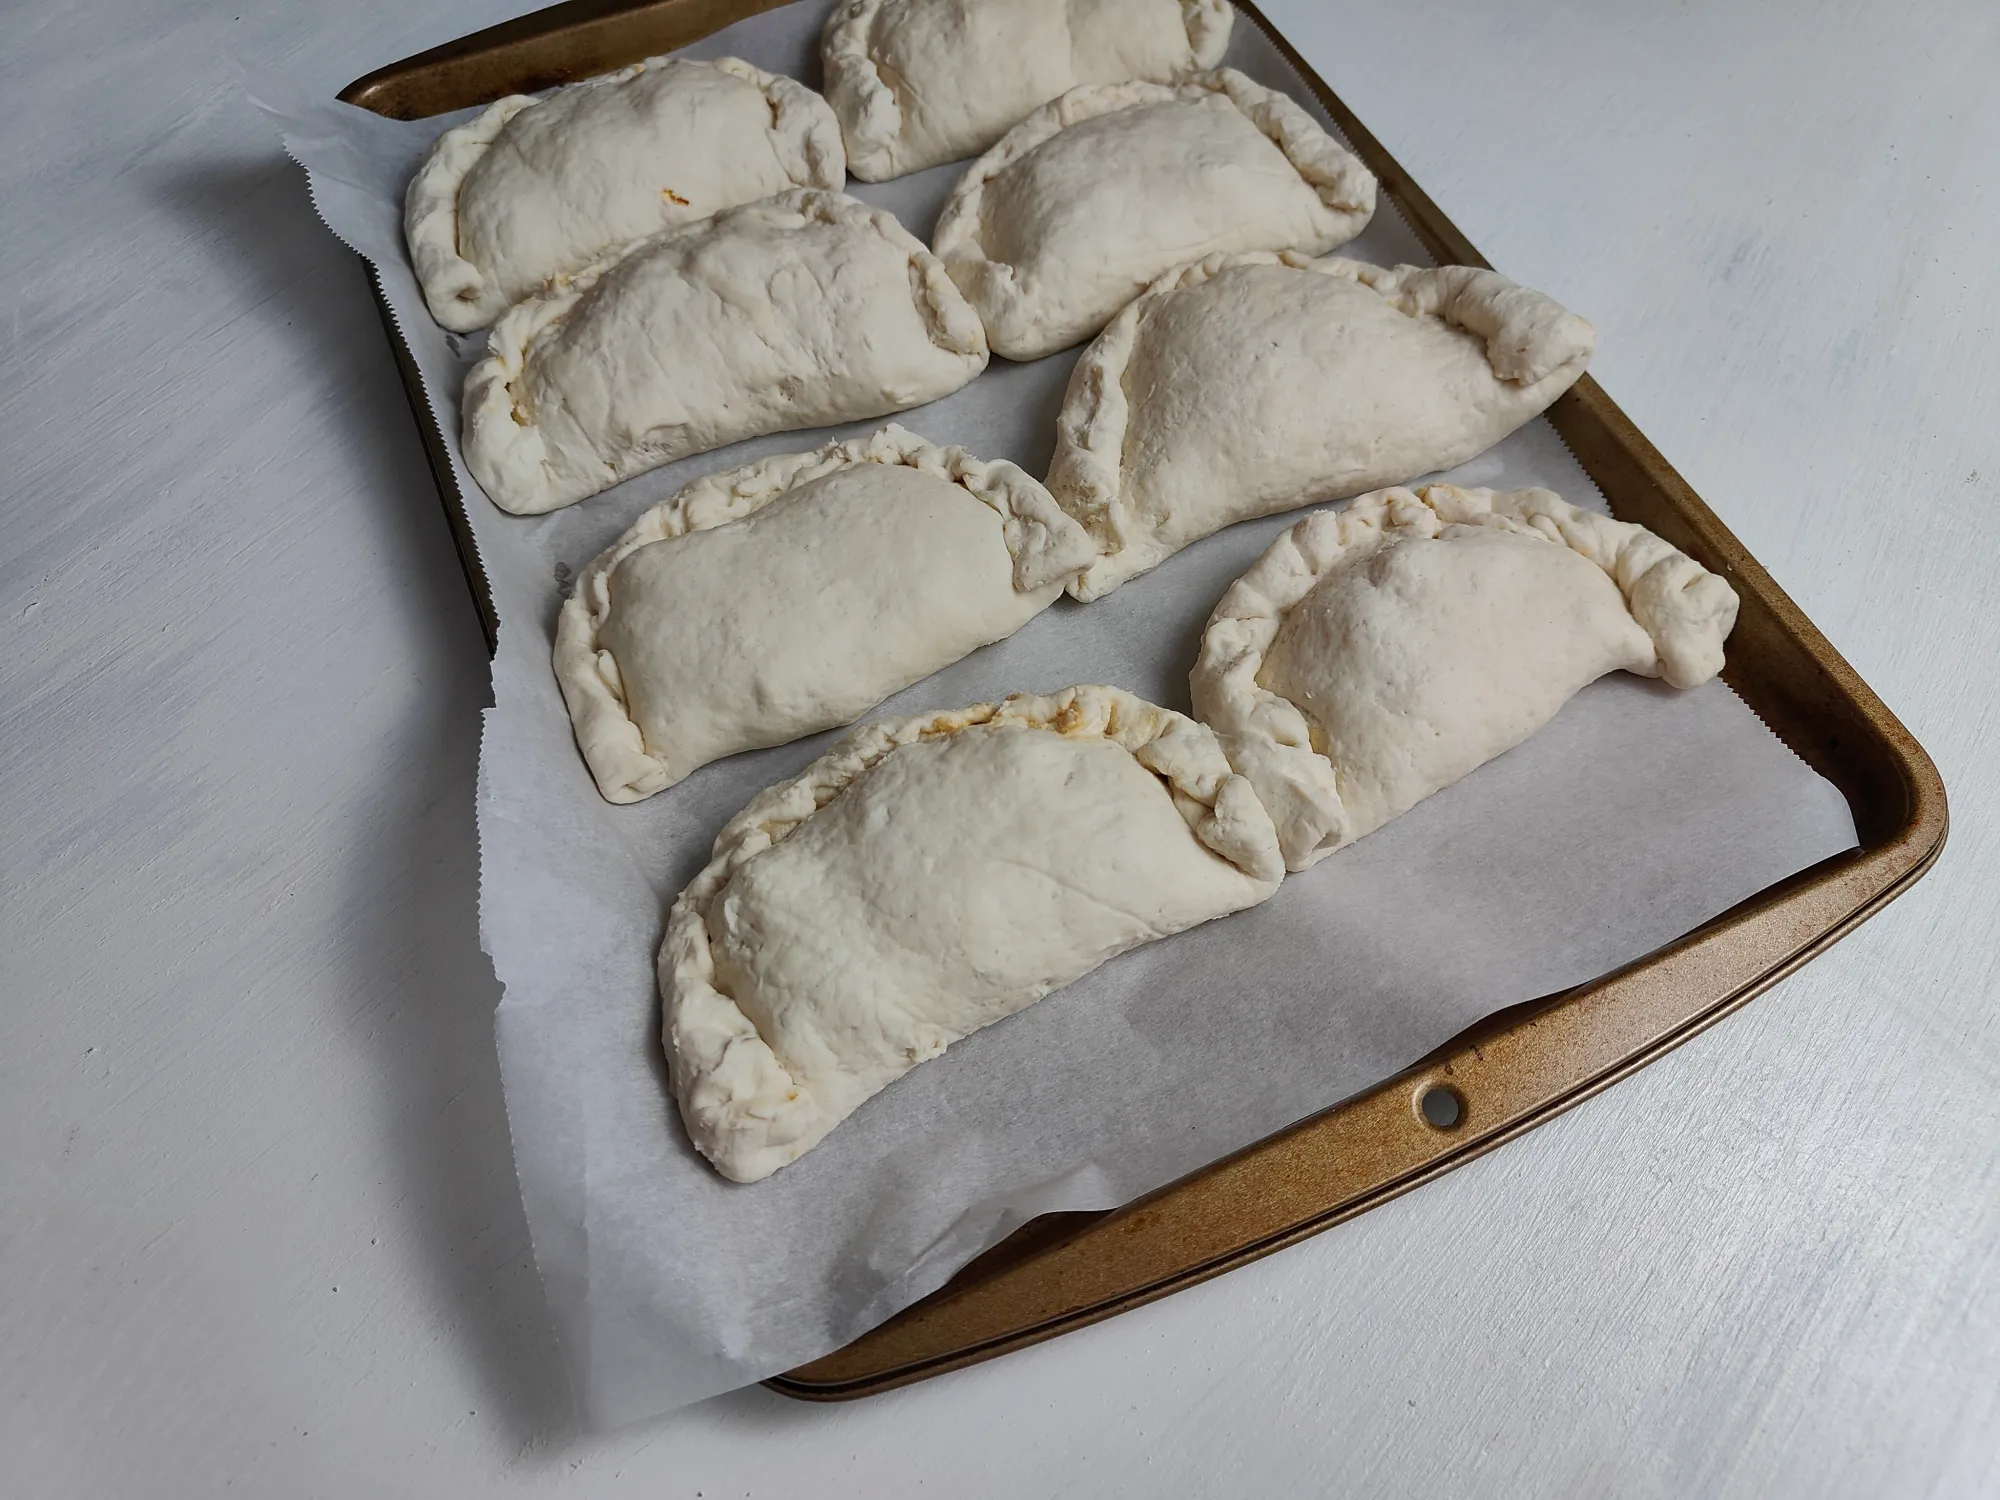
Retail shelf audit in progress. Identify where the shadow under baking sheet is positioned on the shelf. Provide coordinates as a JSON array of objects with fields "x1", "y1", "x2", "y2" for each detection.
[{"x1": 154, "y1": 154, "x2": 577, "y2": 1439}]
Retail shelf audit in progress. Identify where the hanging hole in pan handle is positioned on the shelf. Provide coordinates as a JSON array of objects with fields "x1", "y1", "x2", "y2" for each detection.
[{"x1": 1417, "y1": 1082, "x2": 1464, "y2": 1130}]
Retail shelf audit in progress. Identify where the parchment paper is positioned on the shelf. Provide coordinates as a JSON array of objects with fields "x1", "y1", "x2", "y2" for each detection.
[{"x1": 257, "y1": 0, "x2": 1860, "y2": 1428}]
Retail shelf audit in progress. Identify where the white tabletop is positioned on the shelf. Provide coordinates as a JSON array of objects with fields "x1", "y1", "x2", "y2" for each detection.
[{"x1": 5, "y1": 0, "x2": 1996, "y2": 1494}]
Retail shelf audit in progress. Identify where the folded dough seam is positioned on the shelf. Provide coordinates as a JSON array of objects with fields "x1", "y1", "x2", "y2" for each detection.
[{"x1": 1190, "y1": 482, "x2": 1741, "y2": 870}]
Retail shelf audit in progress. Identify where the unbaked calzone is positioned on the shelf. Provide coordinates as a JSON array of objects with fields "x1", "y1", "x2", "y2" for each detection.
[
  {"x1": 463, "y1": 190, "x2": 989, "y2": 514},
  {"x1": 1049, "y1": 252, "x2": 1596, "y2": 598},
  {"x1": 663, "y1": 685, "x2": 1284, "y2": 1181},
  {"x1": 405, "y1": 56, "x2": 845, "y2": 332},
  {"x1": 553, "y1": 425, "x2": 1095, "y2": 803},
  {"x1": 1191, "y1": 484, "x2": 1740, "y2": 872},
  {"x1": 821, "y1": 0, "x2": 1231, "y2": 181},
  {"x1": 931, "y1": 69, "x2": 1376, "y2": 360}
]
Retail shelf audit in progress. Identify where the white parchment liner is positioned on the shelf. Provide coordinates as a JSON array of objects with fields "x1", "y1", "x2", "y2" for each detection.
[{"x1": 257, "y1": 0, "x2": 1858, "y2": 1427}]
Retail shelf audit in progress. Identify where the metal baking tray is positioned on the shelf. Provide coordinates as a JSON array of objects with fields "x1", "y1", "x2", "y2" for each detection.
[{"x1": 339, "y1": 0, "x2": 1949, "y2": 1402}]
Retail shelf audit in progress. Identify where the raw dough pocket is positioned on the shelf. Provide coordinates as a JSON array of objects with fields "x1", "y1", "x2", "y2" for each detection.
[
  {"x1": 404, "y1": 55, "x2": 844, "y2": 332},
  {"x1": 1049, "y1": 252, "x2": 1596, "y2": 599},
  {"x1": 553, "y1": 424, "x2": 1095, "y2": 802},
  {"x1": 462, "y1": 190, "x2": 989, "y2": 515},
  {"x1": 1191, "y1": 484, "x2": 1740, "y2": 871},
  {"x1": 821, "y1": 0, "x2": 1231, "y2": 181},
  {"x1": 662, "y1": 685, "x2": 1283, "y2": 1182},
  {"x1": 931, "y1": 69, "x2": 1376, "y2": 360}
]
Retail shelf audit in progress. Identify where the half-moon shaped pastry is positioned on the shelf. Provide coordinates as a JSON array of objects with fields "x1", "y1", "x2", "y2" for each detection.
[
  {"x1": 1049, "y1": 252, "x2": 1596, "y2": 599},
  {"x1": 1191, "y1": 484, "x2": 1739, "y2": 871},
  {"x1": 553, "y1": 425, "x2": 1095, "y2": 803},
  {"x1": 821, "y1": 0, "x2": 1231, "y2": 181},
  {"x1": 463, "y1": 190, "x2": 989, "y2": 515},
  {"x1": 405, "y1": 56, "x2": 845, "y2": 332},
  {"x1": 663, "y1": 685, "x2": 1284, "y2": 1181},
  {"x1": 931, "y1": 69, "x2": 1376, "y2": 360}
]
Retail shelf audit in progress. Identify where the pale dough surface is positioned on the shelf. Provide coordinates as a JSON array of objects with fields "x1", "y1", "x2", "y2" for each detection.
[
  {"x1": 662, "y1": 686, "x2": 1283, "y2": 1182},
  {"x1": 462, "y1": 189, "x2": 989, "y2": 514},
  {"x1": 14, "y1": 0, "x2": 1989, "y2": 1482},
  {"x1": 931, "y1": 68, "x2": 1376, "y2": 360},
  {"x1": 403, "y1": 56, "x2": 844, "y2": 332},
  {"x1": 1190, "y1": 484, "x2": 1740, "y2": 870},
  {"x1": 1050, "y1": 252, "x2": 1596, "y2": 598},
  {"x1": 551, "y1": 425, "x2": 1094, "y2": 802},
  {"x1": 821, "y1": 0, "x2": 1231, "y2": 180}
]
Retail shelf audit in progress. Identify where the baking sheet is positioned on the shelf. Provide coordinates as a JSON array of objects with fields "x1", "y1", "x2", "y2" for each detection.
[{"x1": 257, "y1": 0, "x2": 1860, "y2": 1428}]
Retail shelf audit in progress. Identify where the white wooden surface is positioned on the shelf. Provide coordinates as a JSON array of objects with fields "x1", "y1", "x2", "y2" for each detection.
[{"x1": 3, "y1": 0, "x2": 1995, "y2": 1493}]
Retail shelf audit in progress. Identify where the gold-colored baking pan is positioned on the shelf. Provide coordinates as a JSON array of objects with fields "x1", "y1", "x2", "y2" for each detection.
[{"x1": 340, "y1": 0, "x2": 1949, "y2": 1402}]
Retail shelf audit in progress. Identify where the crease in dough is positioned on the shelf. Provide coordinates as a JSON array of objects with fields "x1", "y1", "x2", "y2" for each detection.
[
  {"x1": 404, "y1": 55, "x2": 845, "y2": 332},
  {"x1": 1049, "y1": 251, "x2": 1597, "y2": 599},
  {"x1": 821, "y1": 0, "x2": 1231, "y2": 181},
  {"x1": 553, "y1": 423, "x2": 1096, "y2": 803},
  {"x1": 1190, "y1": 484, "x2": 1740, "y2": 871},
  {"x1": 662, "y1": 685, "x2": 1283, "y2": 1182},
  {"x1": 463, "y1": 189, "x2": 989, "y2": 515},
  {"x1": 931, "y1": 68, "x2": 1377, "y2": 360}
]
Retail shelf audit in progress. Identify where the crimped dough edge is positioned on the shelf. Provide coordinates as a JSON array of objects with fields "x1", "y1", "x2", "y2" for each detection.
[
  {"x1": 660, "y1": 684, "x2": 1285, "y2": 1182},
  {"x1": 1052, "y1": 251, "x2": 1599, "y2": 600},
  {"x1": 930, "y1": 68, "x2": 1378, "y2": 356},
  {"x1": 404, "y1": 94, "x2": 536, "y2": 332},
  {"x1": 402, "y1": 55, "x2": 846, "y2": 334},
  {"x1": 1179, "y1": 0, "x2": 1235, "y2": 68},
  {"x1": 820, "y1": 0, "x2": 1234, "y2": 182},
  {"x1": 461, "y1": 188, "x2": 989, "y2": 516},
  {"x1": 551, "y1": 423, "x2": 1098, "y2": 804},
  {"x1": 1189, "y1": 483, "x2": 1741, "y2": 871}
]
